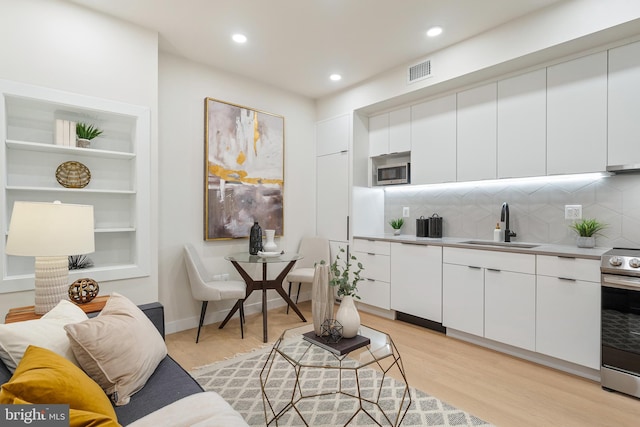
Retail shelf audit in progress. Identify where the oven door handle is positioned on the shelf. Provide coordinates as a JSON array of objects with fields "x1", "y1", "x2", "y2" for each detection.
[{"x1": 602, "y1": 274, "x2": 640, "y2": 291}]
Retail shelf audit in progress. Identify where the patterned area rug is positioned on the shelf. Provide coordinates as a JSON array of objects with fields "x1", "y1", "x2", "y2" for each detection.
[{"x1": 190, "y1": 343, "x2": 493, "y2": 427}]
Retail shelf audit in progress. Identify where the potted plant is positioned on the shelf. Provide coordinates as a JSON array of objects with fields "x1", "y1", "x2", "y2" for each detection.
[
  {"x1": 389, "y1": 218, "x2": 404, "y2": 236},
  {"x1": 569, "y1": 218, "x2": 607, "y2": 248},
  {"x1": 329, "y1": 247, "x2": 364, "y2": 338},
  {"x1": 76, "y1": 122, "x2": 103, "y2": 148}
]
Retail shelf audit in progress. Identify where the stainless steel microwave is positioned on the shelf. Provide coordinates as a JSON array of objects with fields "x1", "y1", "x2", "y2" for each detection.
[{"x1": 376, "y1": 162, "x2": 410, "y2": 185}]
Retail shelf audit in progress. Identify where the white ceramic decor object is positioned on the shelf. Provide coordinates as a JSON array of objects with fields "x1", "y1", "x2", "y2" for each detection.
[
  {"x1": 263, "y1": 229, "x2": 277, "y2": 251},
  {"x1": 335, "y1": 296, "x2": 360, "y2": 338}
]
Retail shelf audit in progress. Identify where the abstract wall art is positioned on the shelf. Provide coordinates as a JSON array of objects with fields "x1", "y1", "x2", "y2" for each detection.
[{"x1": 204, "y1": 97, "x2": 284, "y2": 240}]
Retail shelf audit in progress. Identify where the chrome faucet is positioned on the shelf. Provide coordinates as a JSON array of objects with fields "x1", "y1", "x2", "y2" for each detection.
[{"x1": 500, "y1": 202, "x2": 517, "y2": 243}]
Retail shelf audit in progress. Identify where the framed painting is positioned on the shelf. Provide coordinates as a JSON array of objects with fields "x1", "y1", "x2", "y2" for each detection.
[{"x1": 204, "y1": 97, "x2": 284, "y2": 240}]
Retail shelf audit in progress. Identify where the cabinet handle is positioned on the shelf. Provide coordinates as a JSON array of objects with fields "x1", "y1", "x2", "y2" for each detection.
[
  {"x1": 468, "y1": 266, "x2": 481, "y2": 270},
  {"x1": 367, "y1": 278, "x2": 375, "y2": 282},
  {"x1": 557, "y1": 255, "x2": 576, "y2": 260},
  {"x1": 487, "y1": 268, "x2": 501, "y2": 272},
  {"x1": 558, "y1": 277, "x2": 576, "y2": 282},
  {"x1": 368, "y1": 252, "x2": 376, "y2": 256}
]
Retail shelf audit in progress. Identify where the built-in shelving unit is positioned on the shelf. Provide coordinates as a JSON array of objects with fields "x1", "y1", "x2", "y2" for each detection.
[{"x1": 0, "y1": 79, "x2": 151, "y2": 293}]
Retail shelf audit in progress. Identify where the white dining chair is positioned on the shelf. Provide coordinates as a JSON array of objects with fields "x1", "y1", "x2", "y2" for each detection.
[
  {"x1": 183, "y1": 244, "x2": 246, "y2": 343},
  {"x1": 286, "y1": 236, "x2": 331, "y2": 313}
]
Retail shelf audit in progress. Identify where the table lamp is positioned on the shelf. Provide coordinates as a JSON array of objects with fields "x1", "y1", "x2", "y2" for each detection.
[{"x1": 5, "y1": 201, "x2": 95, "y2": 314}]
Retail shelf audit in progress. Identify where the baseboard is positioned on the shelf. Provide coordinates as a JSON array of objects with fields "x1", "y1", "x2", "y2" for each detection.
[
  {"x1": 447, "y1": 329, "x2": 600, "y2": 382},
  {"x1": 165, "y1": 292, "x2": 312, "y2": 335}
]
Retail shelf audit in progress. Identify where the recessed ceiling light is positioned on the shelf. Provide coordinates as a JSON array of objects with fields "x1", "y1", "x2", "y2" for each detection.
[
  {"x1": 426, "y1": 26, "x2": 443, "y2": 37},
  {"x1": 330, "y1": 74, "x2": 342, "y2": 81},
  {"x1": 232, "y1": 33, "x2": 247, "y2": 44}
]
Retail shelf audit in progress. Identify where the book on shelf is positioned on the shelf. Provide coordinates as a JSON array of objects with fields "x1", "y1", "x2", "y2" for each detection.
[{"x1": 302, "y1": 331, "x2": 370, "y2": 356}]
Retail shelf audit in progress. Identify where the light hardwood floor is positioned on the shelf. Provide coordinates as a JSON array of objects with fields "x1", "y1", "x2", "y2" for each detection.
[{"x1": 166, "y1": 301, "x2": 640, "y2": 426}]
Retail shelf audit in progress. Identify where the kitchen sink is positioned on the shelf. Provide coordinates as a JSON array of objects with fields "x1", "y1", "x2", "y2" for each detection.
[{"x1": 461, "y1": 240, "x2": 539, "y2": 249}]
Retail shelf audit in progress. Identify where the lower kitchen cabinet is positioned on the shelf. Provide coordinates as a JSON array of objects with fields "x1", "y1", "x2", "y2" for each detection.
[
  {"x1": 390, "y1": 243, "x2": 442, "y2": 322},
  {"x1": 484, "y1": 269, "x2": 536, "y2": 351},
  {"x1": 352, "y1": 239, "x2": 390, "y2": 310},
  {"x1": 442, "y1": 263, "x2": 484, "y2": 336},
  {"x1": 536, "y1": 275, "x2": 601, "y2": 370}
]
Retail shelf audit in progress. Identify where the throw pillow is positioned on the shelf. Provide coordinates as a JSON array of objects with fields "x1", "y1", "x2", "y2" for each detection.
[
  {"x1": 0, "y1": 345, "x2": 118, "y2": 423},
  {"x1": 0, "y1": 299, "x2": 88, "y2": 372},
  {"x1": 8, "y1": 397, "x2": 119, "y2": 427},
  {"x1": 64, "y1": 292, "x2": 167, "y2": 406}
]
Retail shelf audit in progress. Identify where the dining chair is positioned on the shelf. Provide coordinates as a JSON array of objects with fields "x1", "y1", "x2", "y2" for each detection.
[
  {"x1": 286, "y1": 236, "x2": 331, "y2": 313},
  {"x1": 183, "y1": 244, "x2": 246, "y2": 343}
]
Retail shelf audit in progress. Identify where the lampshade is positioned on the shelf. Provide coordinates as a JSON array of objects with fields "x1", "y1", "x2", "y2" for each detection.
[
  {"x1": 6, "y1": 201, "x2": 95, "y2": 256},
  {"x1": 5, "y1": 201, "x2": 95, "y2": 314}
]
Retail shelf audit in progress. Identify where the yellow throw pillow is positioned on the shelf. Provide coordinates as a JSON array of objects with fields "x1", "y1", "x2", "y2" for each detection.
[
  {"x1": 0, "y1": 345, "x2": 118, "y2": 423},
  {"x1": 64, "y1": 293, "x2": 167, "y2": 406},
  {"x1": 7, "y1": 396, "x2": 119, "y2": 427}
]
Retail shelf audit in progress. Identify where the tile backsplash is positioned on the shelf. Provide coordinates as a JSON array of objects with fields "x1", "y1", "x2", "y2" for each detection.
[{"x1": 384, "y1": 174, "x2": 640, "y2": 249}]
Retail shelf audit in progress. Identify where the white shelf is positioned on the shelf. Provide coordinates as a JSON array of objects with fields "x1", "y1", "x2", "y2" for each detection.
[
  {"x1": 6, "y1": 139, "x2": 136, "y2": 160},
  {"x1": 1, "y1": 79, "x2": 151, "y2": 292},
  {"x1": 6, "y1": 186, "x2": 136, "y2": 195}
]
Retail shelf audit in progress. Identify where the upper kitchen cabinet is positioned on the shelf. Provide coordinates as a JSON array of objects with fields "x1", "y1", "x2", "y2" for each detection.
[
  {"x1": 497, "y1": 69, "x2": 546, "y2": 178},
  {"x1": 0, "y1": 79, "x2": 151, "y2": 293},
  {"x1": 608, "y1": 40, "x2": 640, "y2": 168},
  {"x1": 457, "y1": 83, "x2": 497, "y2": 182},
  {"x1": 368, "y1": 107, "x2": 410, "y2": 158},
  {"x1": 547, "y1": 52, "x2": 607, "y2": 175},
  {"x1": 316, "y1": 114, "x2": 349, "y2": 157},
  {"x1": 411, "y1": 94, "x2": 457, "y2": 184}
]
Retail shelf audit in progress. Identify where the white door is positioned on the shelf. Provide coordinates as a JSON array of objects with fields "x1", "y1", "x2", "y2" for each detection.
[{"x1": 442, "y1": 263, "x2": 484, "y2": 336}]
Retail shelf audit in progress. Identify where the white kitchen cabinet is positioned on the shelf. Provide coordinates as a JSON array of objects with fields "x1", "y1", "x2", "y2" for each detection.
[
  {"x1": 316, "y1": 151, "x2": 349, "y2": 243},
  {"x1": 442, "y1": 262, "x2": 484, "y2": 336},
  {"x1": 608, "y1": 40, "x2": 640, "y2": 168},
  {"x1": 352, "y1": 239, "x2": 390, "y2": 310},
  {"x1": 456, "y1": 83, "x2": 497, "y2": 182},
  {"x1": 0, "y1": 79, "x2": 151, "y2": 293},
  {"x1": 536, "y1": 255, "x2": 600, "y2": 369},
  {"x1": 547, "y1": 52, "x2": 607, "y2": 175},
  {"x1": 410, "y1": 94, "x2": 456, "y2": 184},
  {"x1": 497, "y1": 68, "x2": 546, "y2": 178},
  {"x1": 368, "y1": 108, "x2": 410, "y2": 158},
  {"x1": 443, "y1": 247, "x2": 535, "y2": 348},
  {"x1": 368, "y1": 113, "x2": 388, "y2": 157},
  {"x1": 484, "y1": 269, "x2": 536, "y2": 351},
  {"x1": 390, "y1": 243, "x2": 442, "y2": 322},
  {"x1": 316, "y1": 114, "x2": 349, "y2": 157}
]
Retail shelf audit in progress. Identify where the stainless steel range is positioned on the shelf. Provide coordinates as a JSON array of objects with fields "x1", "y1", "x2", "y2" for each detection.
[{"x1": 600, "y1": 248, "x2": 640, "y2": 398}]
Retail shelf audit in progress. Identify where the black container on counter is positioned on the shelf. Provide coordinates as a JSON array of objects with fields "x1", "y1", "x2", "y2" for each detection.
[
  {"x1": 416, "y1": 216, "x2": 429, "y2": 237},
  {"x1": 427, "y1": 213, "x2": 443, "y2": 238}
]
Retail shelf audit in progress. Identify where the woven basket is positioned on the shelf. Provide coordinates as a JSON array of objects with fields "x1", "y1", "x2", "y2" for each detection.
[{"x1": 55, "y1": 161, "x2": 91, "y2": 188}]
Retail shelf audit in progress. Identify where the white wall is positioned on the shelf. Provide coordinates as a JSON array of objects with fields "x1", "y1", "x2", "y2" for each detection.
[
  {"x1": 158, "y1": 53, "x2": 316, "y2": 332},
  {"x1": 317, "y1": 0, "x2": 640, "y2": 119},
  {"x1": 0, "y1": 0, "x2": 159, "y2": 316}
]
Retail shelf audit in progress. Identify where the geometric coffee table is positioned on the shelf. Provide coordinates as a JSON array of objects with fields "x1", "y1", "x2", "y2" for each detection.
[{"x1": 259, "y1": 324, "x2": 411, "y2": 426}]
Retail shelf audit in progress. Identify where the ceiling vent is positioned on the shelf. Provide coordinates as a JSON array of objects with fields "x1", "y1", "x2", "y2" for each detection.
[{"x1": 407, "y1": 59, "x2": 432, "y2": 84}]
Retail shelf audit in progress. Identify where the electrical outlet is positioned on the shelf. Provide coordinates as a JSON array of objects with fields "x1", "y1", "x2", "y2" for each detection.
[
  {"x1": 565, "y1": 205, "x2": 582, "y2": 220},
  {"x1": 402, "y1": 207, "x2": 410, "y2": 218}
]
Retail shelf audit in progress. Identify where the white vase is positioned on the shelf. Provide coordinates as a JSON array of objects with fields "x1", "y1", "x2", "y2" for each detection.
[
  {"x1": 335, "y1": 295, "x2": 360, "y2": 338},
  {"x1": 393, "y1": 228, "x2": 401, "y2": 235},
  {"x1": 577, "y1": 236, "x2": 595, "y2": 248},
  {"x1": 263, "y1": 229, "x2": 277, "y2": 251}
]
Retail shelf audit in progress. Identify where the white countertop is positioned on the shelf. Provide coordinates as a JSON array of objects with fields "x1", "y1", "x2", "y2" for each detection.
[{"x1": 353, "y1": 234, "x2": 609, "y2": 260}]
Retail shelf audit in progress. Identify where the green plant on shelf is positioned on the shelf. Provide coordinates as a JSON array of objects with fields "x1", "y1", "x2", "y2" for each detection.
[{"x1": 76, "y1": 122, "x2": 103, "y2": 140}]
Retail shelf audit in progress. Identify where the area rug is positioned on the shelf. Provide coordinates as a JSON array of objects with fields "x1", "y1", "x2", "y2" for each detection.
[{"x1": 190, "y1": 343, "x2": 493, "y2": 427}]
